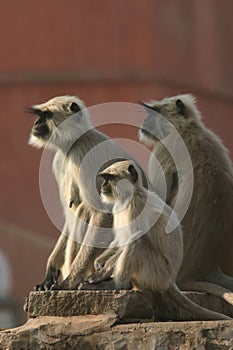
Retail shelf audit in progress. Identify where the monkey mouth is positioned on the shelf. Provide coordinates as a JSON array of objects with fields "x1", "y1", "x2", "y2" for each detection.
[
  {"x1": 32, "y1": 121, "x2": 50, "y2": 137},
  {"x1": 140, "y1": 128, "x2": 156, "y2": 140},
  {"x1": 101, "y1": 191, "x2": 111, "y2": 196},
  {"x1": 101, "y1": 190, "x2": 112, "y2": 198}
]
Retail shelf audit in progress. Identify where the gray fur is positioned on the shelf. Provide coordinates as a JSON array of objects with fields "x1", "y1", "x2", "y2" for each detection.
[
  {"x1": 29, "y1": 95, "x2": 148, "y2": 290},
  {"x1": 140, "y1": 94, "x2": 233, "y2": 304},
  {"x1": 87, "y1": 160, "x2": 230, "y2": 320}
]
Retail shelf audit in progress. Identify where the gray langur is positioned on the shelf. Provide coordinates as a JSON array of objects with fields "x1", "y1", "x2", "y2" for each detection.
[
  {"x1": 139, "y1": 94, "x2": 233, "y2": 306},
  {"x1": 84, "y1": 160, "x2": 230, "y2": 320},
  {"x1": 28, "y1": 95, "x2": 149, "y2": 290}
]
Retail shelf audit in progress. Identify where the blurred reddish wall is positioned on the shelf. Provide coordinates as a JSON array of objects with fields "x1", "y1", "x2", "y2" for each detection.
[{"x1": 0, "y1": 0, "x2": 232, "y2": 321}]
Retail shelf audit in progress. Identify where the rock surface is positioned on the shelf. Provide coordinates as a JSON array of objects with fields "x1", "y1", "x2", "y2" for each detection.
[
  {"x1": 1, "y1": 289, "x2": 233, "y2": 349},
  {"x1": 1, "y1": 316, "x2": 233, "y2": 349},
  {"x1": 25, "y1": 289, "x2": 233, "y2": 321},
  {"x1": 26, "y1": 290, "x2": 155, "y2": 322}
]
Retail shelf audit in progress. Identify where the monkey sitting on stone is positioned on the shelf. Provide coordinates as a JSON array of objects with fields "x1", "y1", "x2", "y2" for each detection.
[
  {"x1": 139, "y1": 94, "x2": 233, "y2": 306},
  {"x1": 83, "y1": 160, "x2": 230, "y2": 320},
  {"x1": 28, "y1": 95, "x2": 149, "y2": 291}
]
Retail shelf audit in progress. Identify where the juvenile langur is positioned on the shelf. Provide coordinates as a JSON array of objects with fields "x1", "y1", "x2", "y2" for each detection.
[
  {"x1": 85, "y1": 160, "x2": 230, "y2": 320},
  {"x1": 139, "y1": 94, "x2": 233, "y2": 305},
  {"x1": 28, "y1": 95, "x2": 149, "y2": 290}
]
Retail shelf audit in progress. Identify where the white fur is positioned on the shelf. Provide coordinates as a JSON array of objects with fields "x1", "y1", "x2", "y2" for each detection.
[{"x1": 28, "y1": 95, "x2": 92, "y2": 151}]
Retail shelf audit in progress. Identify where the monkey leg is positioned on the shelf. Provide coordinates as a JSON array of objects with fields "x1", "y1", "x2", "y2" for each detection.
[
  {"x1": 51, "y1": 244, "x2": 103, "y2": 290},
  {"x1": 35, "y1": 232, "x2": 68, "y2": 291},
  {"x1": 113, "y1": 239, "x2": 174, "y2": 291},
  {"x1": 52, "y1": 206, "x2": 113, "y2": 290},
  {"x1": 62, "y1": 239, "x2": 81, "y2": 280},
  {"x1": 113, "y1": 246, "x2": 135, "y2": 290}
]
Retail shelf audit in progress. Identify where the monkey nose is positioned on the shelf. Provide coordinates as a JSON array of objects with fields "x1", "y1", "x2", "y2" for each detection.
[{"x1": 34, "y1": 117, "x2": 45, "y2": 125}]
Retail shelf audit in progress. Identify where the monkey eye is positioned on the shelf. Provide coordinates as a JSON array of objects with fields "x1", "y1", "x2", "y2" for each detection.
[
  {"x1": 42, "y1": 110, "x2": 53, "y2": 119},
  {"x1": 99, "y1": 173, "x2": 116, "y2": 181}
]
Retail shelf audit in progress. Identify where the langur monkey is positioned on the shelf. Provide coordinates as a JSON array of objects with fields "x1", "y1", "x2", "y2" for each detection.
[
  {"x1": 139, "y1": 94, "x2": 233, "y2": 306},
  {"x1": 84, "y1": 160, "x2": 230, "y2": 320},
  {"x1": 28, "y1": 95, "x2": 149, "y2": 290}
]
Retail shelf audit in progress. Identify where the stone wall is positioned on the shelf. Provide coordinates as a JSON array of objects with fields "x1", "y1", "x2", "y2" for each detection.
[{"x1": 1, "y1": 290, "x2": 233, "y2": 349}]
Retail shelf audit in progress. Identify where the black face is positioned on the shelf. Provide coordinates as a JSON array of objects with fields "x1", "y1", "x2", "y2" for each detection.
[
  {"x1": 100, "y1": 173, "x2": 117, "y2": 197},
  {"x1": 28, "y1": 108, "x2": 53, "y2": 138},
  {"x1": 99, "y1": 165, "x2": 138, "y2": 199},
  {"x1": 140, "y1": 115, "x2": 157, "y2": 140},
  {"x1": 140, "y1": 103, "x2": 171, "y2": 141},
  {"x1": 140, "y1": 102, "x2": 160, "y2": 140}
]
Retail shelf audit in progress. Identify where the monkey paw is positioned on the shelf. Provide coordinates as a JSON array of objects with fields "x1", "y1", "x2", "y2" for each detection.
[
  {"x1": 34, "y1": 280, "x2": 54, "y2": 291},
  {"x1": 78, "y1": 281, "x2": 94, "y2": 290},
  {"x1": 50, "y1": 283, "x2": 72, "y2": 291},
  {"x1": 78, "y1": 278, "x2": 115, "y2": 290},
  {"x1": 50, "y1": 278, "x2": 80, "y2": 290},
  {"x1": 94, "y1": 259, "x2": 105, "y2": 271},
  {"x1": 87, "y1": 271, "x2": 111, "y2": 284}
]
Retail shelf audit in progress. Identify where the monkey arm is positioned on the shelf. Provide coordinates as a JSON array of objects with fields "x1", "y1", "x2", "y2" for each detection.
[
  {"x1": 166, "y1": 170, "x2": 178, "y2": 205},
  {"x1": 52, "y1": 244, "x2": 104, "y2": 290},
  {"x1": 35, "y1": 231, "x2": 68, "y2": 291},
  {"x1": 89, "y1": 232, "x2": 145, "y2": 286},
  {"x1": 149, "y1": 154, "x2": 178, "y2": 205},
  {"x1": 69, "y1": 182, "x2": 81, "y2": 209}
]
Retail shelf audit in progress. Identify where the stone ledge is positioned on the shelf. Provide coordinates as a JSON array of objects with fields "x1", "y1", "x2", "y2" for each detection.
[
  {"x1": 25, "y1": 290, "x2": 155, "y2": 322},
  {"x1": 25, "y1": 289, "x2": 233, "y2": 322},
  {"x1": 1, "y1": 316, "x2": 233, "y2": 350}
]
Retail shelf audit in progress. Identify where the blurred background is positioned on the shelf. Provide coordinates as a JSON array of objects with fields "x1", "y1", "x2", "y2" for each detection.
[{"x1": 0, "y1": 0, "x2": 232, "y2": 326}]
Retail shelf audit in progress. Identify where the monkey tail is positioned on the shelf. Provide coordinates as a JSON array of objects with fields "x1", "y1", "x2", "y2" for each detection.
[
  {"x1": 167, "y1": 283, "x2": 231, "y2": 320},
  {"x1": 178, "y1": 280, "x2": 233, "y2": 306}
]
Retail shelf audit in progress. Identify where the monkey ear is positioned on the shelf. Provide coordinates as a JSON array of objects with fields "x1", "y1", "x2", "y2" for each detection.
[
  {"x1": 70, "y1": 102, "x2": 81, "y2": 113},
  {"x1": 128, "y1": 164, "x2": 138, "y2": 183},
  {"x1": 176, "y1": 99, "x2": 187, "y2": 117}
]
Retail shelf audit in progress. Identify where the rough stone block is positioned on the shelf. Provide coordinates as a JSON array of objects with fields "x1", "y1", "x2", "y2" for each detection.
[
  {"x1": 25, "y1": 290, "x2": 155, "y2": 322},
  {"x1": 25, "y1": 289, "x2": 233, "y2": 322}
]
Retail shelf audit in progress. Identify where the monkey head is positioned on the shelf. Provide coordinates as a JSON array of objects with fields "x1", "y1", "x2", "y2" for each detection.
[
  {"x1": 28, "y1": 95, "x2": 90, "y2": 149},
  {"x1": 139, "y1": 94, "x2": 200, "y2": 147},
  {"x1": 99, "y1": 160, "x2": 142, "y2": 204}
]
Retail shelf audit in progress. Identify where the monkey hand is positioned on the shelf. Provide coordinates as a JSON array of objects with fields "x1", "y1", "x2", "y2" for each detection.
[
  {"x1": 34, "y1": 268, "x2": 60, "y2": 291},
  {"x1": 34, "y1": 279, "x2": 56, "y2": 291},
  {"x1": 51, "y1": 275, "x2": 82, "y2": 290},
  {"x1": 78, "y1": 277, "x2": 115, "y2": 291},
  {"x1": 86, "y1": 269, "x2": 112, "y2": 284},
  {"x1": 78, "y1": 281, "x2": 97, "y2": 290}
]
